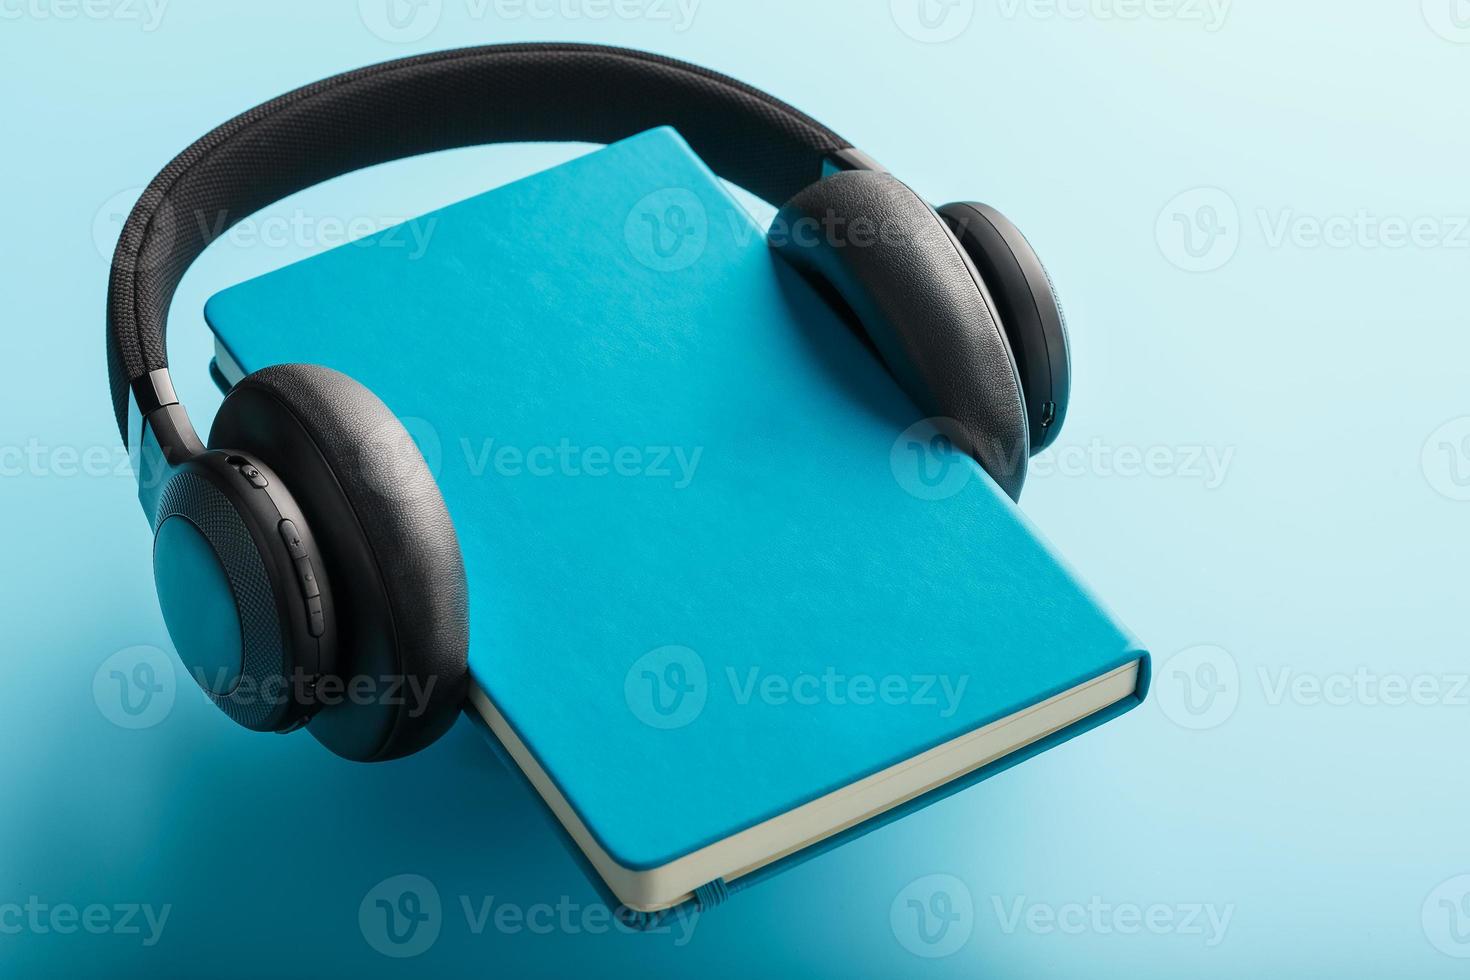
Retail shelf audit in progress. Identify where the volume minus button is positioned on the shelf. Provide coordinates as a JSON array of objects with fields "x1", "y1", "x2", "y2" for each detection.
[{"x1": 306, "y1": 595, "x2": 325, "y2": 637}]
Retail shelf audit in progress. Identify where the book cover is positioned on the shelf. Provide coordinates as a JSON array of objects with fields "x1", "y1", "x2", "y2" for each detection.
[{"x1": 205, "y1": 126, "x2": 1150, "y2": 918}]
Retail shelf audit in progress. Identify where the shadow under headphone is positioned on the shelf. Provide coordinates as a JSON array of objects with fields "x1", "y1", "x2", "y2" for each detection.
[{"x1": 107, "y1": 43, "x2": 1071, "y2": 763}]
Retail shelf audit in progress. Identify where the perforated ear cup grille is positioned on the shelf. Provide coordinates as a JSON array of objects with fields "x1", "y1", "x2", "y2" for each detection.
[{"x1": 154, "y1": 470, "x2": 288, "y2": 731}]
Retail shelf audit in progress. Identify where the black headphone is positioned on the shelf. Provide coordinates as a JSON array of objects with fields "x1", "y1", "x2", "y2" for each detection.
[{"x1": 109, "y1": 43, "x2": 1070, "y2": 762}]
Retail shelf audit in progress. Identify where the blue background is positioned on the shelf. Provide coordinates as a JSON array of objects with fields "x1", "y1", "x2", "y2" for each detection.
[{"x1": 3, "y1": 1, "x2": 1467, "y2": 976}]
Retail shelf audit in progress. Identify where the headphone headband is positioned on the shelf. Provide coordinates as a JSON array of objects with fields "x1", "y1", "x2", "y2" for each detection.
[{"x1": 107, "y1": 43, "x2": 852, "y2": 445}]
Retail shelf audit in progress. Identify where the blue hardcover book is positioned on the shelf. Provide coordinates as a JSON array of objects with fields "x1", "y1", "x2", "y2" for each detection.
[{"x1": 204, "y1": 127, "x2": 1150, "y2": 923}]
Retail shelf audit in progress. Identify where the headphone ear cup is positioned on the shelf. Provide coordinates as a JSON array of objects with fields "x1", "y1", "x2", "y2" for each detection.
[
  {"x1": 770, "y1": 170, "x2": 1030, "y2": 499},
  {"x1": 938, "y1": 202, "x2": 1070, "y2": 453},
  {"x1": 210, "y1": 364, "x2": 469, "y2": 762}
]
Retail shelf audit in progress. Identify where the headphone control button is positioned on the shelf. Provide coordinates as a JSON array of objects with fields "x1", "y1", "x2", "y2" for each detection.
[
  {"x1": 306, "y1": 595, "x2": 325, "y2": 637},
  {"x1": 294, "y1": 556, "x2": 321, "y2": 599},
  {"x1": 237, "y1": 463, "x2": 268, "y2": 489},
  {"x1": 278, "y1": 519, "x2": 308, "y2": 558}
]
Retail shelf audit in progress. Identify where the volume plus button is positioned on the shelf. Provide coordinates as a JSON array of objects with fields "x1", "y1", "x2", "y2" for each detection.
[{"x1": 278, "y1": 520, "x2": 308, "y2": 558}]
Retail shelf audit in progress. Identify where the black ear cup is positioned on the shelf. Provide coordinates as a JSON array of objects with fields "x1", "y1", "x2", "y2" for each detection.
[
  {"x1": 152, "y1": 449, "x2": 337, "y2": 734},
  {"x1": 938, "y1": 202, "x2": 1070, "y2": 453},
  {"x1": 209, "y1": 364, "x2": 469, "y2": 762},
  {"x1": 771, "y1": 170, "x2": 1031, "y2": 499}
]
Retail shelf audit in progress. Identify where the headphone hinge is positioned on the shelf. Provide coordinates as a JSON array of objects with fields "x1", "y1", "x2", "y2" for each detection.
[
  {"x1": 128, "y1": 369, "x2": 204, "y2": 521},
  {"x1": 130, "y1": 368, "x2": 180, "y2": 416}
]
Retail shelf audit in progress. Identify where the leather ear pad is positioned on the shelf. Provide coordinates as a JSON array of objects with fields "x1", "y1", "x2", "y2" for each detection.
[
  {"x1": 771, "y1": 171, "x2": 1030, "y2": 499},
  {"x1": 209, "y1": 364, "x2": 469, "y2": 762}
]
